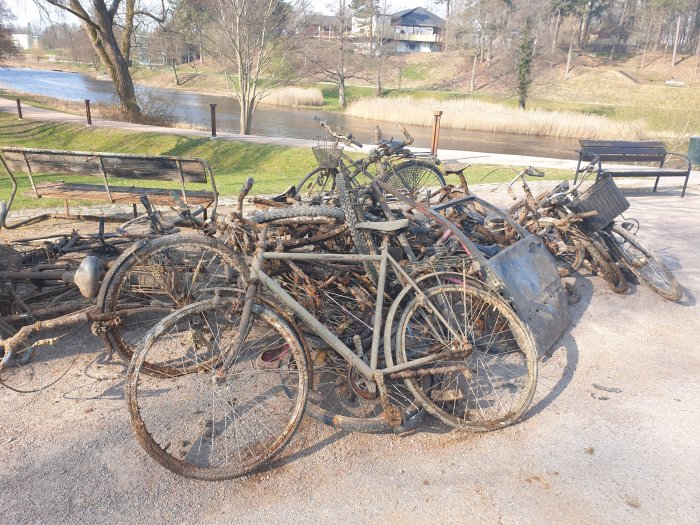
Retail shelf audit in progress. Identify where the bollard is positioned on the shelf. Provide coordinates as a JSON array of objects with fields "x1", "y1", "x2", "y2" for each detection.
[
  {"x1": 85, "y1": 99, "x2": 92, "y2": 126},
  {"x1": 16, "y1": 98, "x2": 22, "y2": 120},
  {"x1": 430, "y1": 110, "x2": 443, "y2": 156},
  {"x1": 210, "y1": 104, "x2": 217, "y2": 137}
]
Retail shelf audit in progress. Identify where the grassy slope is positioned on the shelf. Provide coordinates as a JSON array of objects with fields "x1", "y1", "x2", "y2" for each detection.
[{"x1": 0, "y1": 112, "x2": 570, "y2": 211}]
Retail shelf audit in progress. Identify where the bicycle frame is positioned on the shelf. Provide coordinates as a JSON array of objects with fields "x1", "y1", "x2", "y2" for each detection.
[{"x1": 230, "y1": 232, "x2": 464, "y2": 383}]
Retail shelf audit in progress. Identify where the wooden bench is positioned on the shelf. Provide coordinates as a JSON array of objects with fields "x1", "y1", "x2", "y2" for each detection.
[
  {"x1": 575, "y1": 140, "x2": 692, "y2": 197},
  {"x1": 0, "y1": 147, "x2": 219, "y2": 222}
]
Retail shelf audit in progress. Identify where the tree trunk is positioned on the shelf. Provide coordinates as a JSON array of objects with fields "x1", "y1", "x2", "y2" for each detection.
[
  {"x1": 470, "y1": 54, "x2": 477, "y2": 93},
  {"x1": 672, "y1": 14, "x2": 681, "y2": 66},
  {"x1": 338, "y1": 77, "x2": 346, "y2": 108},
  {"x1": 81, "y1": 2, "x2": 141, "y2": 118},
  {"x1": 653, "y1": 18, "x2": 664, "y2": 53},
  {"x1": 565, "y1": 22, "x2": 576, "y2": 78},
  {"x1": 552, "y1": 10, "x2": 561, "y2": 53}
]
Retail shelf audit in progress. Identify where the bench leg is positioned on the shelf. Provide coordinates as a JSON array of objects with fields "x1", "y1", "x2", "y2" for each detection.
[
  {"x1": 682, "y1": 174, "x2": 689, "y2": 197},
  {"x1": 653, "y1": 175, "x2": 660, "y2": 193},
  {"x1": 132, "y1": 203, "x2": 138, "y2": 218}
]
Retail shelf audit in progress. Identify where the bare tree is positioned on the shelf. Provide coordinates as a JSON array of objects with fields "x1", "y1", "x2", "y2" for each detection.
[
  {"x1": 203, "y1": 0, "x2": 301, "y2": 135},
  {"x1": 0, "y1": 0, "x2": 19, "y2": 60},
  {"x1": 305, "y1": 0, "x2": 363, "y2": 107},
  {"x1": 35, "y1": 1, "x2": 168, "y2": 118}
]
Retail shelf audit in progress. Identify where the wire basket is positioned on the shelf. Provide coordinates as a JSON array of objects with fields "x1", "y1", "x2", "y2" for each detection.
[
  {"x1": 312, "y1": 144, "x2": 343, "y2": 169},
  {"x1": 568, "y1": 175, "x2": 629, "y2": 231}
]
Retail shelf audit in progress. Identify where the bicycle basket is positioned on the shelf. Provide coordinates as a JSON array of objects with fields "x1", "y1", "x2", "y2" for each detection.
[
  {"x1": 312, "y1": 144, "x2": 343, "y2": 169},
  {"x1": 568, "y1": 175, "x2": 629, "y2": 231}
]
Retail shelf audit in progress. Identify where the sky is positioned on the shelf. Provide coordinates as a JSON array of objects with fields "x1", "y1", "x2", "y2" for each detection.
[{"x1": 5, "y1": 0, "x2": 446, "y2": 28}]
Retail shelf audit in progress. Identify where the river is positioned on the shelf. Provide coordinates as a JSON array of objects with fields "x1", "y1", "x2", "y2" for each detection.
[{"x1": 0, "y1": 67, "x2": 579, "y2": 159}]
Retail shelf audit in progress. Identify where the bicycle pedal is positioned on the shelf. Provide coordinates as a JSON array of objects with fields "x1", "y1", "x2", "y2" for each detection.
[{"x1": 381, "y1": 403, "x2": 404, "y2": 428}]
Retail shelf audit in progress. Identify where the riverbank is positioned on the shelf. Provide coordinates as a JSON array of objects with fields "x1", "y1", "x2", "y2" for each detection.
[{"x1": 6, "y1": 54, "x2": 700, "y2": 137}]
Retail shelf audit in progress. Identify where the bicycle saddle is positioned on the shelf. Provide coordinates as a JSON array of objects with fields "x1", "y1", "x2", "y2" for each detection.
[
  {"x1": 442, "y1": 161, "x2": 470, "y2": 175},
  {"x1": 355, "y1": 219, "x2": 410, "y2": 232}
]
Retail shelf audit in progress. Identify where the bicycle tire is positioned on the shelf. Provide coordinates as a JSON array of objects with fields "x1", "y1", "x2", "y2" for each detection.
[
  {"x1": 394, "y1": 283, "x2": 538, "y2": 431},
  {"x1": 336, "y1": 170, "x2": 379, "y2": 283},
  {"x1": 126, "y1": 299, "x2": 309, "y2": 480},
  {"x1": 608, "y1": 226, "x2": 681, "y2": 301},
  {"x1": 250, "y1": 205, "x2": 344, "y2": 223},
  {"x1": 388, "y1": 159, "x2": 446, "y2": 200},
  {"x1": 585, "y1": 237, "x2": 629, "y2": 294},
  {"x1": 99, "y1": 234, "x2": 248, "y2": 376}
]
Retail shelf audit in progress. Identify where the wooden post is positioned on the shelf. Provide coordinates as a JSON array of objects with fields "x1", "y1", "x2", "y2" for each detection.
[
  {"x1": 374, "y1": 125, "x2": 382, "y2": 144},
  {"x1": 430, "y1": 111, "x2": 443, "y2": 156},
  {"x1": 16, "y1": 99, "x2": 22, "y2": 120},
  {"x1": 210, "y1": 104, "x2": 217, "y2": 137},
  {"x1": 85, "y1": 99, "x2": 92, "y2": 126}
]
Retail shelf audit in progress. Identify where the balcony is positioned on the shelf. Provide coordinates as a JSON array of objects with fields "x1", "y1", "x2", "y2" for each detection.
[{"x1": 392, "y1": 30, "x2": 440, "y2": 43}]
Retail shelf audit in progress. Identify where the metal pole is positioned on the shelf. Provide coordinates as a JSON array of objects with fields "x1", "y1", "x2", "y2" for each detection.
[
  {"x1": 430, "y1": 110, "x2": 443, "y2": 156},
  {"x1": 85, "y1": 99, "x2": 92, "y2": 126},
  {"x1": 16, "y1": 99, "x2": 22, "y2": 120},
  {"x1": 210, "y1": 104, "x2": 217, "y2": 137}
]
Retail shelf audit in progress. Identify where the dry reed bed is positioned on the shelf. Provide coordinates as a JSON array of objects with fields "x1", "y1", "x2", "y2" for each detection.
[
  {"x1": 346, "y1": 96, "x2": 648, "y2": 140},
  {"x1": 260, "y1": 87, "x2": 323, "y2": 107}
]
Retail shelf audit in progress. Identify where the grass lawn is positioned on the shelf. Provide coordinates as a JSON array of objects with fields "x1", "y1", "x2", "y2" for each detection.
[{"x1": 0, "y1": 111, "x2": 572, "y2": 212}]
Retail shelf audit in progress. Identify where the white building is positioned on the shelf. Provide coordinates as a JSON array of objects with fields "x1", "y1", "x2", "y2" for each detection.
[{"x1": 11, "y1": 33, "x2": 39, "y2": 50}]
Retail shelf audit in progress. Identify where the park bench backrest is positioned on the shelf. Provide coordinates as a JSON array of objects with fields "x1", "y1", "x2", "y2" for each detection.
[
  {"x1": 0, "y1": 147, "x2": 209, "y2": 184},
  {"x1": 579, "y1": 140, "x2": 667, "y2": 165}
]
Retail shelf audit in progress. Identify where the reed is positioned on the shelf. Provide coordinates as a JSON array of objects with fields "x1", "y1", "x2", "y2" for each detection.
[
  {"x1": 259, "y1": 87, "x2": 324, "y2": 107},
  {"x1": 346, "y1": 96, "x2": 648, "y2": 140}
]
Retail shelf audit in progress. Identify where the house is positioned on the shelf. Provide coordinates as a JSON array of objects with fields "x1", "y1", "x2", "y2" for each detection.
[
  {"x1": 11, "y1": 33, "x2": 39, "y2": 50},
  {"x1": 302, "y1": 14, "x2": 347, "y2": 39},
  {"x1": 387, "y1": 7, "x2": 444, "y2": 53}
]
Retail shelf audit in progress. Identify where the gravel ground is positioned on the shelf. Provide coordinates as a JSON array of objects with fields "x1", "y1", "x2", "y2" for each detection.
[{"x1": 1, "y1": 181, "x2": 699, "y2": 524}]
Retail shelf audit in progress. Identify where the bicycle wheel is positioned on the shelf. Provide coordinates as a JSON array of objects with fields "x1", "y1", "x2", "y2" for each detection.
[
  {"x1": 584, "y1": 236, "x2": 629, "y2": 294},
  {"x1": 536, "y1": 219, "x2": 585, "y2": 277},
  {"x1": 126, "y1": 299, "x2": 309, "y2": 480},
  {"x1": 608, "y1": 226, "x2": 681, "y2": 301},
  {"x1": 295, "y1": 167, "x2": 337, "y2": 198},
  {"x1": 394, "y1": 283, "x2": 537, "y2": 431},
  {"x1": 336, "y1": 170, "x2": 379, "y2": 282},
  {"x1": 99, "y1": 234, "x2": 247, "y2": 376},
  {"x1": 388, "y1": 159, "x2": 446, "y2": 200}
]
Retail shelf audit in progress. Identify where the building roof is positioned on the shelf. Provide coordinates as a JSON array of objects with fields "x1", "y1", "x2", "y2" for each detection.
[{"x1": 389, "y1": 7, "x2": 445, "y2": 28}]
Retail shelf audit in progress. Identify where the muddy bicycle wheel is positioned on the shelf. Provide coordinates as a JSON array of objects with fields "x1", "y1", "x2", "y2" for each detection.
[
  {"x1": 99, "y1": 234, "x2": 247, "y2": 376},
  {"x1": 584, "y1": 236, "x2": 629, "y2": 294},
  {"x1": 388, "y1": 159, "x2": 446, "y2": 201},
  {"x1": 608, "y1": 226, "x2": 681, "y2": 301},
  {"x1": 126, "y1": 299, "x2": 309, "y2": 481},
  {"x1": 394, "y1": 283, "x2": 537, "y2": 431}
]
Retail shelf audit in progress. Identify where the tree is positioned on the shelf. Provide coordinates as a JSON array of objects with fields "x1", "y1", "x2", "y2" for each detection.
[
  {"x1": 36, "y1": 1, "x2": 167, "y2": 119},
  {"x1": 203, "y1": 0, "x2": 300, "y2": 134},
  {"x1": 0, "y1": 0, "x2": 18, "y2": 60},
  {"x1": 305, "y1": 0, "x2": 363, "y2": 107},
  {"x1": 517, "y1": 16, "x2": 535, "y2": 109}
]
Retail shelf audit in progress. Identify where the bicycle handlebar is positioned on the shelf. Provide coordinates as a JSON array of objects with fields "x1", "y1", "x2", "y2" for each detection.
[{"x1": 314, "y1": 116, "x2": 364, "y2": 148}]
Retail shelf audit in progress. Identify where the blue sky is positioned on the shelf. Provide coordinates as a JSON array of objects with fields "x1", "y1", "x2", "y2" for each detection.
[{"x1": 6, "y1": 0, "x2": 445, "y2": 28}]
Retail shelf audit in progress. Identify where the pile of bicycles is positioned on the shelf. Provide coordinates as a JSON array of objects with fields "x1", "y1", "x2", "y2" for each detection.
[
  {"x1": 506, "y1": 159, "x2": 681, "y2": 301},
  {"x1": 1, "y1": 117, "x2": 681, "y2": 482}
]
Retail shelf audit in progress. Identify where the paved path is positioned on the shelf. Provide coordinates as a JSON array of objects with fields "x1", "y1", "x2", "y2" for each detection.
[{"x1": 1, "y1": 184, "x2": 698, "y2": 525}]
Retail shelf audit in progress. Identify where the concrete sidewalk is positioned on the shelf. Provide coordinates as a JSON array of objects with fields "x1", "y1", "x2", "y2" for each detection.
[{"x1": 2, "y1": 96, "x2": 698, "y2": 183}]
